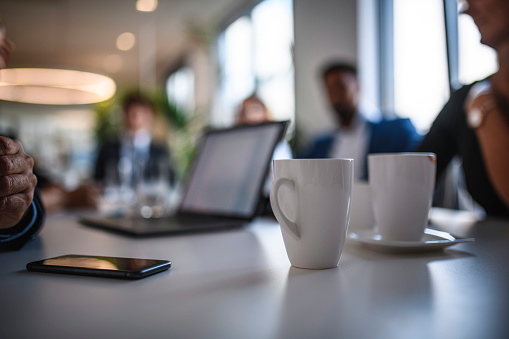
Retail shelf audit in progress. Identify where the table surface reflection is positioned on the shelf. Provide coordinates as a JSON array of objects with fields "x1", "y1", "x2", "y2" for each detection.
[{"x1": 1, "y1": 208, "x2": 509, "y2": 339}]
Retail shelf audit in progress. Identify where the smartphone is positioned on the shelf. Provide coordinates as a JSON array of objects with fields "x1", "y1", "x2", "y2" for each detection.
[{"x1": 26, "y1": 254, "x2": 171, "y2": 279}]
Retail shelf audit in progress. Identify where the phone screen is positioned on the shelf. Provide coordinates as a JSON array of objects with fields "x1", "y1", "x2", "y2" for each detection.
[{"x1": 27, "y1": 254, "x2": 171, "y2": 279}]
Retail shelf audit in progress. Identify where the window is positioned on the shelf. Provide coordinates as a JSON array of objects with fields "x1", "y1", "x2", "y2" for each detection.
[
  {"x1": 383, "y1": 0, "x2": 498, "y2": 133},
  {"x1": 166, "y1": 66, "x2": 195, "y2": 118},
  {"x1": 457, "y1": 14, "x2": 497, "y2": 85},
  {"x1": 215, "y1": 0, "x2": 294, "y2": 126},
  {"x1": 392, "y1": 0, "x2": 449, "y2": 132},
  {"x1": 251, "y1": 0, "x2": 294, "y2": 122},
  {"x1": 216, "y1": 16, "x2": 255, "y2": 125}
]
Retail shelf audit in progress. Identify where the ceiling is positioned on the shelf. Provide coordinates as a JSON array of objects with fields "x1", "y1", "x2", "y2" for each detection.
[{"x1": 0, "y1": 0, "x2": 244, "y2": 89}]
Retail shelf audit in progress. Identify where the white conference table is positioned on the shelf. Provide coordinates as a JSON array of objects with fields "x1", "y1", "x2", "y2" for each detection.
[{"x1": 1, "y1": 208, "x2": 509, "y2": 339}]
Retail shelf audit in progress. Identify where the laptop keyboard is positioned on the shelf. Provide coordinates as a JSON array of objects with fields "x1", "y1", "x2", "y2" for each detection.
[{"x1": 174, "y1": 214, "x2": 243, "y2": 226}]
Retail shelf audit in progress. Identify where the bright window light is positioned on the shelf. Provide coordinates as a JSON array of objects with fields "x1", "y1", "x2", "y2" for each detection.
[
  {"x1": 393, "y1": 0, "x2": 449, "y2": 132},
  {"x1": 216, "y1": 16, "x2": 255, "y2": 125},
  {"x1": 252, "y1": 0, "x2": 294, "y2": 122},
  {"x1": 167, "y1": 66, "x2": 195, "y2": 116},
  {"x1": 458, "y1": 14, "x2": 498, "y2": 85},
  {"x1": 215, "y1": 0, "x2": 294, "y2": 125},
  {"x1": 252, "y1": 0, "x2": 293, "y2": 81}
]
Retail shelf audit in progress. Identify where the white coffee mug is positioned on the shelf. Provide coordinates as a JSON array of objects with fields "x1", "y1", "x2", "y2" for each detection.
[
  {"x1": 368, "y1": 153, "x2": 436, "y2": 241},
  {"x1": 270, "y1": 159, "x2": 353, "y2": 269}
]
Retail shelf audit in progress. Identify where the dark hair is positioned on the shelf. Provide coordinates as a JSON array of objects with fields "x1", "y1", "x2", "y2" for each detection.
[
  {"x1": 122, "y1": 93, "x2": 154, "y2": 113},
  {"x1": 321, "y1": 61, "x2": 358, "y2": 79}
]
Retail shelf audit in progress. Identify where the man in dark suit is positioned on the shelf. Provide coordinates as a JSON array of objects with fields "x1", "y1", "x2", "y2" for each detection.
[
  {"x1": 94, "y1": 94, "x2": 174, "y2": 189},
  {"x1": 0, "y1": 19, "x2": 45, "y2": 251},
  {"x1": 299, "y1": 62, "x2": 422, "y2": 179}
]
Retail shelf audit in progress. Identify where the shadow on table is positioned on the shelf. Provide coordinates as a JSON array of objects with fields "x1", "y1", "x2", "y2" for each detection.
[{"x1": 274, "y1": 248, "x2": 474, "y2": 339}]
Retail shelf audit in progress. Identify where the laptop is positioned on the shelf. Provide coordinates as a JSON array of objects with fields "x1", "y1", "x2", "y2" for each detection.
[{"x1": 80, "y1": 120, "x2": 289, "y2": 236}]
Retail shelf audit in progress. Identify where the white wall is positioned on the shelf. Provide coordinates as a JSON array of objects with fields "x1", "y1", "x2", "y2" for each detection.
[{"x1": 293, "y1": 0, "x2": 358, "y2": 142}]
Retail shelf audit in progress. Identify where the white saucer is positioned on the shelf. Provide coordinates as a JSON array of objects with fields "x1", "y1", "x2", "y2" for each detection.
[{"x1": 349, "y1": 228, "x2": 475, "y2": 253}]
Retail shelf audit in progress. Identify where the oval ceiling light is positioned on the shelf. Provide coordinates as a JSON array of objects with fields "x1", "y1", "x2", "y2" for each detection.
[
  {"x1": 136, "y1": 0, "x2": 158, "y2": 12},
  {"x1": 116, "y1": 32, "x2": 136, "y2": 51},
  {"x1": 0, "y1": 68, "x2": 117, "y2": 105}
]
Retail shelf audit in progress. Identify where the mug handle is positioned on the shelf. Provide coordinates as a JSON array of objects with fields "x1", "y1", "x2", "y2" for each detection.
[{"x1": 270, "y1": 177, "x2": 300, "y2": 240}]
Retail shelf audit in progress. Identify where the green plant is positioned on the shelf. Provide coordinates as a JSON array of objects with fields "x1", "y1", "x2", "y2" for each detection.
[{"x1": 93, "y1": 98, "x2": 121, "y2": 144}]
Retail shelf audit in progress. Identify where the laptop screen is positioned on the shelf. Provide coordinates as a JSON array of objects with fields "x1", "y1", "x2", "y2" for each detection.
[{"x1": 179, "y1": 121, "x2": 287, "y2": 218}]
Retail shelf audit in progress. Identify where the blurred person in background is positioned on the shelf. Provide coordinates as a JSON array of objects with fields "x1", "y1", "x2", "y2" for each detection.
[
  {"x1": 417, "y1": 0, "x2": 509, "y2": 217},
  {"x1": 236, "y1": 94, "x2": 293, "y2": 216},
  {"x1": 236, "y1": 94, "x2": 293, "y2": 161},
  {"x1": 94, "y1": 93, "x2": 175, "y2": 194},
  {"x1": 299, "y1": 62, "x2": 422, "y2": 180},
  {"x1": 0, "y1": 17, "x2": 44, "y2": 251}
]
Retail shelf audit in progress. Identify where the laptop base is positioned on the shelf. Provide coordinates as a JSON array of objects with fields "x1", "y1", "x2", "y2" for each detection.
[{"x1": 80, "y1": 215, "x2": 245, "y2": 237}]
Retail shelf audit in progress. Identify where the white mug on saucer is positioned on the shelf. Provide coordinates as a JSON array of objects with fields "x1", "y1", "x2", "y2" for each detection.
[
  {"x1": 368, "y1": 153, "x2": 436, "y2": 241},
  {"x1": 270, "y1": 159, "x2": 353, "y2": 269}
]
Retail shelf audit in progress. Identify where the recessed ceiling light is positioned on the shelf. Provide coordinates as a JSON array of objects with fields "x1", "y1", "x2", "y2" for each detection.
[
  {"x1": 0, "y1": 68, "x2": 117, "y2": 105},
  {"x1": 136, "y1": 0, "x2": 158, "y2": 12},
  {"x1": 116, "y1": 32, "x2": 136, "y2": 51}
]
